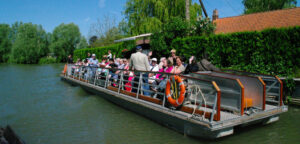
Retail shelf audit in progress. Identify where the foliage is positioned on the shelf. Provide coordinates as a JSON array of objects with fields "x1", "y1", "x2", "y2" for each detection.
[
  {"x1": 242, "y1": 0, "x2": 297, "y2": 14},
  {"x1": 0, "y1": 24, "x2": 12, "y2": 62},
  {"x1": 191, "y1": 18, "x2": 216, "y2": 36},
  {"x1": 38, "y1": 56, "x2": 57, "y2": 64},
  {"x1": 76, "y1": 36, "x2": 88, "y2": 49},
  {"x1": 124, "y1": 0, "x2": 202, "y2": 35},
  {"x1": 150, "y1": 16, "x2": 215, "y2": 58},
  {"x1": 93, "y1": 27, "x2": 124, "y2": 47},
  {"x1": 89, "y1": 36, "x2": 97, "y2": 46},
  {"x1": 11, "y1": 23, "x2": 48, "y2": 64},
  {"x1": 73, "y1": 40, "x2": 136, "y2": 61},
  {"x1": 170, "y1": 26, "x2": 300, "y2": 77},
  {"x1": 50, "y1": 23, "x2": 81, "y2": 62}
]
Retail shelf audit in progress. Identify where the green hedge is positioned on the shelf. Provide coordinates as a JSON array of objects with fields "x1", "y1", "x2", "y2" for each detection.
[
  {"x1": 73, "y1": 41, "x2": 136, "y2": 61},
  {"x1": 170, "y1": 26, "x2": 300, "y2": 77}
]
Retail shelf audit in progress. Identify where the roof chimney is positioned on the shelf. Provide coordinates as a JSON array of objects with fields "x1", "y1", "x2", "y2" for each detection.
[{"x1": 213, "y1": 9, "x2": 219, "y2": 21}]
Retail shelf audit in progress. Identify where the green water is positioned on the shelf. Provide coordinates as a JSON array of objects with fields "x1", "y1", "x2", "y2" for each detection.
[{"x1": 0, "y1": 64, "x2": 299, "y2": 144}]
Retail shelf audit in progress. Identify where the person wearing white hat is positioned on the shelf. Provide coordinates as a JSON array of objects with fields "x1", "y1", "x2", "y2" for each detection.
[{"x1": 89, "y1": 54, "x2": 99, "y2": 66}]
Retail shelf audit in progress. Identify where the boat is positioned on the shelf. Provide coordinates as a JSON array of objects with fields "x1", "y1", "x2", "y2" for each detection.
[
  {"x1": 0, "y1": 125, "x2": 25, "y2": 144},
  {"x1": 60, "y1": 64, "x2": 287, "y2": 139}
]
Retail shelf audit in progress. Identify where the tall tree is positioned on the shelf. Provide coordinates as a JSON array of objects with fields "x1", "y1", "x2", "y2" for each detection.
[
  {"x1": 243, "y1": 0, "x2": 297, "y2": 14},
  {"x1": 50, "y1": 23, "x2": 81, "y2": 62},
  {"x1": 0, "y1": 24, "x2": 12, "y2": 62},
  {"x1": 11, "y1": 23, "x2": 48, "y2": 64},
  {"x1": 124, "y1": 0, "x2": 202, "y2": 35},
  {"x1": 76, "y1": 36, "x2": 88, "y2": 49}
]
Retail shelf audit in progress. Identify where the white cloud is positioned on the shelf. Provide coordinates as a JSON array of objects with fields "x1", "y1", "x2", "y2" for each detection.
[{"x1": 98, "y1": 0, "x2": 106, "y2": 8}]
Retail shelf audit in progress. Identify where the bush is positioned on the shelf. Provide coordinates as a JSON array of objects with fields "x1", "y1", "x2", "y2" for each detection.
[
  {"x1": 38, "y1": 57, "x2": 57, "y2": 64},
  {"x1": 170, "y1": 26, "x2": 300, "y2": 77}
]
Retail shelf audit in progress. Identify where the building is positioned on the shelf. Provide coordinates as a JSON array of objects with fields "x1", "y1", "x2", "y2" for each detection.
[{"x1": 213, "y1": 7, "x2": 300, "y2": 34}]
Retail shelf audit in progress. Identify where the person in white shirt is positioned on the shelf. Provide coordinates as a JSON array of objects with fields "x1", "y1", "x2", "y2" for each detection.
[{"x1": 149, "y1": 58, "x2": 159, "y2": 83}]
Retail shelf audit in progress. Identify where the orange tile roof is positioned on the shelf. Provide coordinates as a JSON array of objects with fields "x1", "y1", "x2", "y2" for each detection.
[{"x1": 214, "y1": 7, "x2": 300, "y2": 34}]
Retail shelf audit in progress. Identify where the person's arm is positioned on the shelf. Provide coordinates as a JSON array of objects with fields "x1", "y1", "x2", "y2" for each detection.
[{"x1": 129, "y1": 55, "x2": 133, "y2": 70}]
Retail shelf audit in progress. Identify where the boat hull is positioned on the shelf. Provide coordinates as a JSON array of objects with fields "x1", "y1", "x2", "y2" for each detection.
[{"x1": 61, "y1": 75, "x2": 234, "y2": 139}]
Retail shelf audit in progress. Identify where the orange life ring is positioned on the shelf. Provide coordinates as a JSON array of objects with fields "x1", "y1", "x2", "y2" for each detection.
[
  {"x1": 62, "y1": 64, "x2": 67, "y2": 74},
  {"x1": 165, "y1": 75, "x2": 186, "y2": 107}
]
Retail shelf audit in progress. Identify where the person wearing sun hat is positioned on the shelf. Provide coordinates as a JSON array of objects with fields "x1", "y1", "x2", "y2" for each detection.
[{"x1": 168, "y1": 49, "x2": 177, "y2": 66}]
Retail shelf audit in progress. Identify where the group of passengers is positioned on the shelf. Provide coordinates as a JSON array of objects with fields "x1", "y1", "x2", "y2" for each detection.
[{"x1": 69, "y1": 46, "x2": 219, "y2": 98}]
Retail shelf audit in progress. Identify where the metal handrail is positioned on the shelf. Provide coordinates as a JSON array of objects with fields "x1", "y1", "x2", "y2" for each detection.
[{"x1": 65, "y1": 64, "x2": 221, "y2": 122}]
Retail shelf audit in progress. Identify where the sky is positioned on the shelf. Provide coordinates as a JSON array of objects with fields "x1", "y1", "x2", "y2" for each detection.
[{"x1": 0, "y1": 0, "x2": 299, "y2": 38}]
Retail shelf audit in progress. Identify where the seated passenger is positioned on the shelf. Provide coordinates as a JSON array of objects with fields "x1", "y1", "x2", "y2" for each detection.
[
  {"x1": 107, "y1": 59, "x2": 118, "y2": 86},
  {"x1": 148, "y1": 58, "x2": 159, "y2": 93},
  {"x1": 171, "y1": 56, "x2": 185, "y2": 74},
  {"x1": 184, "y1": 56, "x2": 199, "y2": 74},
  {"x1": 156, "y1": 59, "x2": 174, "y2": 92}
]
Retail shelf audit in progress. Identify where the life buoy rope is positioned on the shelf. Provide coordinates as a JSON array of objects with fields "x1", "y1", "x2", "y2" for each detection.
[{"x1": 165, "y1": 75, "x2": 186, "y2": 107}]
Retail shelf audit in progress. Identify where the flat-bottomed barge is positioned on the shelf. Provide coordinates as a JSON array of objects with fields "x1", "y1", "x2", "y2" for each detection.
[{"x1": 61, "y1": 65, "x2": 287, "y2": 139}]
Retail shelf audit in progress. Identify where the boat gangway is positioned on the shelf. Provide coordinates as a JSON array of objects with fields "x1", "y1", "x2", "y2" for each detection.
[{"x1": 61, "y1": 64, "x2": 287, "y2": 139}]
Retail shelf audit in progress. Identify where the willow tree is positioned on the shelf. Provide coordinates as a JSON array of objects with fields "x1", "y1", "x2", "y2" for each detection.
[{"x1": 124, "y1": 0, "x2": 202, "y2": 35}]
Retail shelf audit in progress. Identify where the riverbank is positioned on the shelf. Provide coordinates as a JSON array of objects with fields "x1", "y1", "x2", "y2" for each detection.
[{"x1": 0, "y1": 64, "x2": 299, "y2": 143}]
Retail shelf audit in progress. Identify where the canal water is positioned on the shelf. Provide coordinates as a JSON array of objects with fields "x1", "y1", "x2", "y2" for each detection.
[{"x1": 0, "y1": 64, "x2": 299, "y2": 144}]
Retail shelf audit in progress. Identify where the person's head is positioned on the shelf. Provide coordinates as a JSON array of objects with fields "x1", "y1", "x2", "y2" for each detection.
[
  {"x1": 116, "y1": 58, "x2": 120, "y2": 63},
  {"x1": 176, "y1": 56, "x2": 183, "y2": 66},
  {"x1": 109, "y1": 58, "x2": 114, "y2": 64},
  {"x1": 170, "y1": 49, "x2": 176, "y2": 57},
  {"x1": 167, "y1": 59, "x2": 173, "y2": 67},
  {"x1": 151, "y1": 58, "x2": 157, "y2": 65},
  {"x1": 136, "y1": 45, "x2": 142, "y2": 52},
  {"x1": 123, "y1": 59, "x2": 128, "y2": 64},
  {"x1": 87, "y1": 53, "x2": 91, "y2": 57},
  {"x1": 92, "y1": 54, "x2": 96, "y2": 60},
  {"x1": 68, "y1": 54, "x2": 72, "y2": 58},
  {"x1": 119, "y1": 59, "x2": 124, "y2": 65}
]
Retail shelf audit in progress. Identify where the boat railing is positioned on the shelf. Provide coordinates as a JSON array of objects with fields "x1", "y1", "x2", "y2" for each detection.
[
  {"x1": 63, "y1": 64, "x2": 221, "y2": 122},
  {"x1": 223, "y1": 69, "x2": 283, "y2": 106}
]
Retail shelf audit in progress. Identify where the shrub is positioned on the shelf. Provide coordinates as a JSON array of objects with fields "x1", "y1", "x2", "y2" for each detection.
[
  {"x1": 38, "y1": 57, "x2": 57, "y2": 64},
  {"x1": 170, "y1": 26, "x2": 300, "y2": 77}
]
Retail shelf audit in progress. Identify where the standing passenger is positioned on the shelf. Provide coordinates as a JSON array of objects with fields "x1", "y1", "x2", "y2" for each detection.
[{"x1": 129, "y1": 46, "x2": 150, "y2": 96}]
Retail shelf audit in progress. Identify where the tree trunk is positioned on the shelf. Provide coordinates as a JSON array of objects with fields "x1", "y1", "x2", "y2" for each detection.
[{"x1": 186, "y1": 0, "x2": 190, "y2": 22}]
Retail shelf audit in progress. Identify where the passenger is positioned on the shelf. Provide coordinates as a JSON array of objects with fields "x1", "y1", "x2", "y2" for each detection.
[
  {"x1": 156, "y1": 59, "x2": 174, "y2": 91},
  {"x1": 107, "y1": 59, "x2": 118, "y2": 86},
  {"x1": 148, "y1": 58, "x2": 159, "y2": 95},
  {"x1": 171, "y1": 56, "x2": 185, "y2": 74},
  {"x1": 87, "y1": 53, "x2": 91, "y2": 62},
  {"x1": 184, "y1": 56, "x2": 199, "y2": 74},
  {"x1": 107, "y1": 50, "x2": 112, "y2": 59},
  {"x1": 88, "y1": 54, "x2": 99, "y2": 78},
  {"x1": 74, "y1": 59, "x2": 82, "y2": 74},
  {"x1": 123, "y1": 59, "x2": 134, "y2": 92},
  {"x1": 168, "y1": 49, "x2": 177, "y2": 66},
  {"x1": 67, "y1": 55, "x2": 73, "y2": 64},
  {"x1": 129, "y1": 46, "x2": 150, "y2": 96},
  {"x1": 155, "y1": 57, "x2": 167, "y2": 80},
  {"x1": 89, "y1": 54, "x2": 99, "y2": 67}
]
